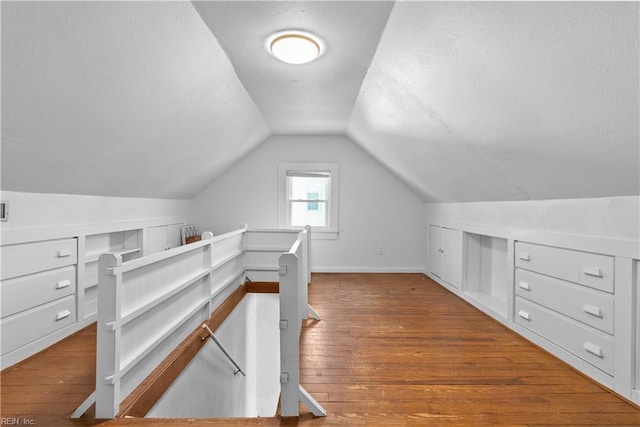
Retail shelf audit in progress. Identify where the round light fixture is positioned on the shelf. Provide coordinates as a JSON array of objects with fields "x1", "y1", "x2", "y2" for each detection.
[{"x1": 268, "y1": 31, "x2": 322, "y2": 65}]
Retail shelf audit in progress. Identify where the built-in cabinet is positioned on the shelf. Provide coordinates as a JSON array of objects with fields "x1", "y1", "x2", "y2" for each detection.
[
  {"x1": 80, "y1": 230, "x2": 142, "y2": 325},
  {"x1": 465, "y1": 233, "x2": 509, "y2": 318},
  {"x1": 514, "y1": 242, "x2": 615, "y2": 377},
  {"x1": 0, "y1": 219, "x2": 184, "y2": 369},
  {"x1": 145, "y1": 224, "x2": 182, "y2": 255},
  {"x1": 1, "y1": 238, "x2": 78, "y2": 368},
  {"x1": 427, "y1": 222, "x2": 638, "y2": 405},
  {"x1": 429, "y1": 226, "x2": 461, "y2": 288}
]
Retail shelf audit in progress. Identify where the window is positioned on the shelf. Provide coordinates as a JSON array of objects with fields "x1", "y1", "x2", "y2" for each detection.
[
  {"x1": 288, "y1": 173, "x2": 328, "y2": 227},
  {"x1": 279, "y1": 163, "x2": 339, "y2": 239}
]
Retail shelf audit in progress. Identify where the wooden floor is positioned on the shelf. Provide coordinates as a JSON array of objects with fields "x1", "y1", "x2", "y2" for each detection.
[{"x1": 2, "y1": 273, "x2": 639, "y2": 426}]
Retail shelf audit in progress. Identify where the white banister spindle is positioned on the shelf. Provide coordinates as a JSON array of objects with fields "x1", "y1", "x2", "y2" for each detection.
[{"x1": 96, "y1": 253, "x2": 122, "y2": 419}]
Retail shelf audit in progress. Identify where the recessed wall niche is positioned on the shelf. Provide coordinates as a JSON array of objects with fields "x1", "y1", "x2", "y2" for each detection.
[{"x1": 464, "y1": 233, "x2": 509, "y2": 319}]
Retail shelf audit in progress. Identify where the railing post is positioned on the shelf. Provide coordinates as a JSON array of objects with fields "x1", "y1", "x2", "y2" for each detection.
[
  {"x1": 302, "y1": 226, "x2": 321, "y2": 321},
  {"x1": 96, "y1": 253, "x2": 122, "y2": 419},
  {"x1": 201, "y1": 231, "x2": 214, "y2": 316},
  {"x1": 279, "y1": 252, "x2": 300, "y2": 416},
  {"x1": 304, "y1": 225, "x2": 312, "y2": 284}
]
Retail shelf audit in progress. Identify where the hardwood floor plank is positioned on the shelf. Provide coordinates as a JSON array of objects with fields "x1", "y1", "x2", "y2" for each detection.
[{"x1": 1, "y1": 273, "x2": 638, "y2": 426}]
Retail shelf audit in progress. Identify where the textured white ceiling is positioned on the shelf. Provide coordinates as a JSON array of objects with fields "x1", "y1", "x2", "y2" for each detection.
[
  {"x1": 192, "y1": 1, "x2": 394, "y2": 135},
  {"x1": 2, "y1": 1, "x2": 638, "y2": 203},
  {"x1": 1, "y1": 1, "x2": 269, "y2": 198},
  {"x1": 348, "y1": 1, "x2": 639, "y2": 202}
]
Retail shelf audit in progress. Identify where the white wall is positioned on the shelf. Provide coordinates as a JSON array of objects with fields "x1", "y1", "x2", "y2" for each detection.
[
  {"x1": 193, "y1": 135, "x2": 426, "y2": 272},
  {"x1": 0, "y1": 191, "x2": 193, "y2": 231},
  {"x1": 425, "y1": 196, "x2": 639, "y2": 241}
]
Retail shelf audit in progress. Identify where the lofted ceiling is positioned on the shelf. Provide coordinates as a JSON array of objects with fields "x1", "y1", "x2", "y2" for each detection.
[
  {"x1": 1, "y1": 1, "x2": 270, "y2": 199},
  {"x1": 349, "y1": 1, "x2": 640, "y2": 202},
  {"x1": 1, "y1": 1, "x2": 638, "y2": 202},
  {"x1": 191, "y1": 1, "x2": 394, "y2": 135}
]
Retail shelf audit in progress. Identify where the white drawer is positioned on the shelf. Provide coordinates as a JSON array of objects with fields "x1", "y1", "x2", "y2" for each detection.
[
  {"x1": 515, "y1": 297, "x2": 614, "y2": 375},
  {"x1": 515, "y1": 269, "x2": 614, "y2": 334},
  {"x1": 1, "y1": 295, "x2": 76, "y2": 355},
  {"x1": 515, "y1": 242, "x2": 614, "y2": 293},
  {"x1": 1, "y1": 238, "x2": 77, "y2": 280},
  {"x1": 1, "y1": 266, "x2": 76, "y2": 318}
]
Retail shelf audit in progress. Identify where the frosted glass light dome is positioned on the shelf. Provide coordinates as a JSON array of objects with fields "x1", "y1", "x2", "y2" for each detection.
[{"x1": 268, "y1": 31, "x2": 321, "y2": 65}]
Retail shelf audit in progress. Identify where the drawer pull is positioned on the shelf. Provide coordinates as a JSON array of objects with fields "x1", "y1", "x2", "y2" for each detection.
[
  {"x1": 56, "y1": 280, "x2": 72, "y2": 289},
  {"x1": 518, "y1": 310, "x2": 531, "y2": 321},
  {"x1": 518, "y1": 281, "x2": 531, "y2": 291},
  {"x1": 55, "y1": 309, "x2": 72, "y2": 321},
  {"x1": 518, "y1": 253, "x2": 531, "y2": 261},
  {"x1": 57, "y1": 249, "x2": 72, "y2": 258},
  {"x1": 582, "y1": 267, "x2": 603, "y2": 278},
  {"x1": 582, "y1": 304, "x2": 603, "y2": 318},
  {"x1": 583, "y1": 342, "x2": 603, "y2": 358}
]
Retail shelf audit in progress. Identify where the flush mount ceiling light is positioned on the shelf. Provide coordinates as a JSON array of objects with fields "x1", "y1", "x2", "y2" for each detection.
[{"x1": 267, "y1": 31, "x2": 322, "y2": 65}]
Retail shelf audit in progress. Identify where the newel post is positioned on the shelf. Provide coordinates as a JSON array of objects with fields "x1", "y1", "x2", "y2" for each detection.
[
  {"x1": 278, "y1": 252, "x2": 300, "y2": 416},
  {"x1": 96, "y1": 253, "x2": 122, "y2": 419}
]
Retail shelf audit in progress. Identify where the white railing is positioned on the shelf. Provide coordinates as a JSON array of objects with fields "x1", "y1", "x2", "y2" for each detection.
[
  {"x1": 278, "y1": 226, "x2": 325, "y2": 417},
  {"x1": 74, "y1": 225, "x2": 311, "y2": 419},
  {"x1": 245, "y1": 227, "x2": 307, "y2": 283},
  {"x1": 94, "y1": 229, "x2": 246, "y2": 418}
]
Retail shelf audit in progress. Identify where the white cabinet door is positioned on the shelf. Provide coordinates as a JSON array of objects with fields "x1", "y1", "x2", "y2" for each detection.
[
  {"x1": 429, "y1": 226, "x2": 442, "y2": 279},
  {"x1": 147, "y1": 226, "x2": 168, "y2": 254},
  {"x1": 429, "y1": 225, "x2": 461, "y2": 288},
  {"x1": 146, "y1": 224, "x2": 183, "y2": 255},
  {"x1": 166, "y1": 223, "x2": 183, "y2": 249},
  {"x1": 441, "y1": 227, "x2": 461, "y2": 288}
]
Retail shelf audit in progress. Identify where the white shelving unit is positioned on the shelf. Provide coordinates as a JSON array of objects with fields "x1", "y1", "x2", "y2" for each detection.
[
  {"x1": 464, "y1": 233, "x2": 509, "y2": 319},
  {"x1": 426, "y1": 220, "x2": 639, "y2": 405},
  {"x1": 80, "y1": 230, "x2": 142, "y2": 325},
  {"x1": 0, "y1": 216, "x2": 187, "y2": 369}
]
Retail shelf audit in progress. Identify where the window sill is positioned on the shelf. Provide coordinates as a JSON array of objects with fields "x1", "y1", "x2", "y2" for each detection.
[{"x1": 311, "y1": 230, "x2": 339, "y2": 240}]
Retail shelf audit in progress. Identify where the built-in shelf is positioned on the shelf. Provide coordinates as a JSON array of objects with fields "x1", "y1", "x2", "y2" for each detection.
[
  {"x1": 245, "y1": 246, "x2": 291, "y2": 253},
  {"x1": 85, "y1": 247, "x2": 141, "y2": 264},
  {"x1": 465, "y1": 290, "x2": 507, "y2": 318},
  {"x1": 464, "y1": 233, "x2": 508, "y2": 319},
  {"x1": 245, "y1": 265, "x2": 280, "y2": 272},
  {"x1": 82, "y1": 230, "x2": 142, "y2": 324}
]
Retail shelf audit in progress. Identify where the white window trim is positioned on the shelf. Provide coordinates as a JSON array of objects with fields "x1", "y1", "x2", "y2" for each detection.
[{"x1": 278, "y1": 162, "x2": 339, "y2": 240}]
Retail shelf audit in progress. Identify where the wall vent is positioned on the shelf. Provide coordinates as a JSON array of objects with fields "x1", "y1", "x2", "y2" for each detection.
[{"x1": 0, "y1": 201, "x2": 8, "y2": 222}]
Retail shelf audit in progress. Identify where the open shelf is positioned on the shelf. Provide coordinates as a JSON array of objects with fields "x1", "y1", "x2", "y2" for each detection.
[
  {"x1": 84, "y1": 247, "x2": 141, "y2": 264},
  {"x1": 464, "y1": 233, "x2": 508, "y2": 319},
  {"x1": 82, "y1": 230, "x2": 142, "y2": 324}
]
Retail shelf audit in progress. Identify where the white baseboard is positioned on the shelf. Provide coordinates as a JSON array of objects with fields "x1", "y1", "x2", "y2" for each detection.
[{"x1": 311, "y1": 267, "x2": 428, "y2": 274}]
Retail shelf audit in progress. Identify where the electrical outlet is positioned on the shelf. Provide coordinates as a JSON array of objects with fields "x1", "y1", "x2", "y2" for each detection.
[{"x1": 377, "y1": 244, "x2": 385, "y2": 255}]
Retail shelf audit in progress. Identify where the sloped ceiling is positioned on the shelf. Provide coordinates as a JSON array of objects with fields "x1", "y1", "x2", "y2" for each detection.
[
  {"x1": 348, "y1": 1, "x2": 639, "y2": 202},
  {"x1": 1, "y1": 1, "x2": 269, "y2": 199},
  {"x1": 191, "y1": 1, "x2": 394, "y2": 135},
  {"x1": 2, "y1": 1, "x2": 638, "y2": 203}
]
